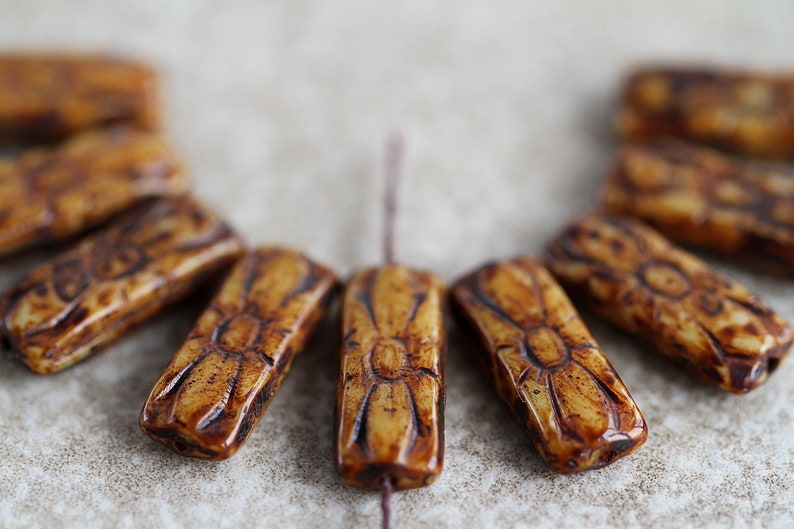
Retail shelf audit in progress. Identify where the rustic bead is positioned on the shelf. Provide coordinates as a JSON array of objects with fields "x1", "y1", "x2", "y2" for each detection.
[
  {"x1": 140, "y1": 247, "x2": 337, "y2": 460},
  {"x1": 0, "y1": 197, "x2": 244, "y2": 374},
  {"x1": 0, "y1": 53, "x2": 159, "y2": 143},
  {"x1": 616, "y1": 67, "x2": 794, "y2": 160},
  {"x1": 451, "y1": 256, "x2": 647, "y2": 473},
  {"x1": 602, "y1": 139, "x2": 794, "y2": 273},
  {"x1": 0, "y1": 125, "x2": 186, "y2": 257},
  {"x1": 544, "y1": 211, "x2": 793, "y2": 393},
  {"x1": 335, "y1": 265, "x2": 445, "y2": 490}
]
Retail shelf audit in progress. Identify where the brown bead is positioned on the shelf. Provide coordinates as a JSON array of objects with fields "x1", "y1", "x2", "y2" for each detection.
[
  {"x1": 0, "y1": 54, "x2": 159, "y2": 143},
  {"x1": 602, "y1": 139, "x2": 794, "y2": 273},
  {"x1": 616, "y1": 67, "x2": 794, "y2": 159},
  {"x1": 140, "y1": 247, "x2": 338, "y2": 460},
  {"x1": 544, "y1": 211, "x2": 793, "y2": 393},
  {"x1": 450, "y1": 257, "x2": 647, "y2": 473},
  {"x1": 0, "y1": 197, "x2": 244, "y2": 374},
  {"x1": 335, "y1": 265, "x2": 445, "y2": 490},
  {"x1": 0, "y1": 125, "x2": 187, "y2": 257}
]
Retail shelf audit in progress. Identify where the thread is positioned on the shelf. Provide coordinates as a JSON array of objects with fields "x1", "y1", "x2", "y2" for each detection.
[
  {"x1": 383, "y1": 131, "x2": 404, "y2": 264},
  {"x1": 381, "y1": 475, "x2": 394, "y2": 529}
]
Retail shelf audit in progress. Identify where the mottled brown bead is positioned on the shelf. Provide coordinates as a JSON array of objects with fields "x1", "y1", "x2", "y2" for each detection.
[
  {"x1": 0, "y1": 197, "x2": 244, "y2": 375},
  {"x1": 602, "y1": 139, "x2": 794, "y2": 273},
  {"x1": 335, "y1": 265, "x2": 445, "y2": 490},
  {"x1": 0, "y1": 53, "x2": 159, "y2": 143},
  {"x1": 450, "y1": 257, "x2": 647, "y2": 473},
  {"x1": 544, "y1": 212, "x2": 793, "y2": 393},
  {"x1": 140, "y1": 247, "x2": 337, "y2": 460},
  {"x1": 616, "y1": 67, "x2": 794, "y2": 159},
  {"x1": 0, "y1": 125, "x2": 187, "y2": 257}
]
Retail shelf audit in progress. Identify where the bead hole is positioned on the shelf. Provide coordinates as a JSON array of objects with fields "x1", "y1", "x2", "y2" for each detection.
[
  {"x1": 0, "y1": 334, "x2": 10, "y2": 351},
  {"x1": 767, "y1": 357, "x2": 781, "y2": 374}
]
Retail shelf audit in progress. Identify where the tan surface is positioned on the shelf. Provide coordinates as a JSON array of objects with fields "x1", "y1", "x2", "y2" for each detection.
[{"x1": 1, "y1": 1, "x2": 794, "y2": 528}]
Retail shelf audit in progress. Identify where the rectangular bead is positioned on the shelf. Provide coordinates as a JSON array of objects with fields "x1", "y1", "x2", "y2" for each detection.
[
  {"x1": 0, "y1": 53, "x2": 159, "y2": 143},
  {"x1": 139, "y1": 247, "x2": 337, "y2": 460},
  {"x1": 616, "y1": 67, "x2": 794, "y2": 159},
  {"x1": 544, "y1": 212, "x2": 793, "y2": 393},
  {"x1": 451, "y1": 257, "x2": 647, "y2": 473},
  {"x1": 0, "y1": 197, "x2": 244, "y2": 374},
  {"x1": 335, "y1": 265, "x2": 445, "y2": 490},
  {"x1": 0, "y1": 125, "x2": 187, "y2": 257},
  {"x1": 602, "y1": 139, "x2": 794, "y2": 272}
]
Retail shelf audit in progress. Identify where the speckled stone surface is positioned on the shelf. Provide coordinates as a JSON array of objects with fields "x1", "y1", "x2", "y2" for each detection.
[{"x1": 1, "y1": 2, "x2": 794, "y2": 528}]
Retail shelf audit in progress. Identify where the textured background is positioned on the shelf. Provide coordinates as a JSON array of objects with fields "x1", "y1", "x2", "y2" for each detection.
[{"x1": 2, "y1": 1, "x2": 794, "y2": 528}]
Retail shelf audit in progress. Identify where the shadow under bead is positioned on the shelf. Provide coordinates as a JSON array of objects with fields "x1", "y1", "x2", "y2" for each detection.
[
  {"x1": 0, "y1": 53, "x2": 160, "y2": 143},
  {"x1": 0, "y1": 125, "x2": 187, "y2": 258},
  {"x1": 543, "y1": 211, "x2": 793, "y2": 394},
  {"x1": 0, "y1": 196, "x2": 244, "y2": 375},
  {"x1": 450, "y1": 256, "x2": 647, "y2": 473},
  {"x1": 140, "y1": 247, "x2": 338, "y2": 460}
]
